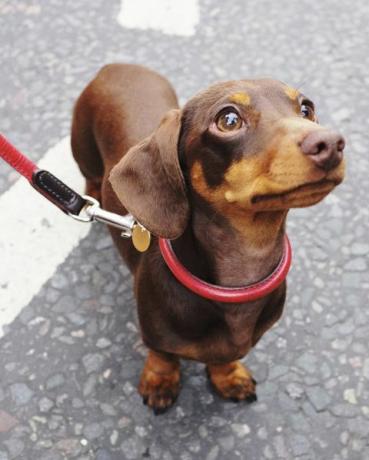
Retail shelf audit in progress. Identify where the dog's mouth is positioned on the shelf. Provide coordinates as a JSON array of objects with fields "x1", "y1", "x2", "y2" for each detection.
[{"x1": 251, "y1": 179, "x2": 338, "y2": 206}]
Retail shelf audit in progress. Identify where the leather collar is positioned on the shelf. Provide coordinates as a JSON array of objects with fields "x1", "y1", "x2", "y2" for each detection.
[{"x1": 159, "y1": 235, "x2": 292, "y2": 303}]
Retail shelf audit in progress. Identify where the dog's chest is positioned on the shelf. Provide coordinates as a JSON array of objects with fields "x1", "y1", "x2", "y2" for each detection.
[
  {"x1": 176, "y1": 304, "x2": 264, "y2": 363},
  {"x1": 213, "y1": 306, "x2": 262, "y2": 358},
  {"x1": 223, "y1": 309, "x2": 256, "y2": 346}
]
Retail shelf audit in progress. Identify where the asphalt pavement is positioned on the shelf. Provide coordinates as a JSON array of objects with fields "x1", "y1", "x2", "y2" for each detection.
[{"x1": 0, "y1": 0, "x2": 369, "y2": 459}]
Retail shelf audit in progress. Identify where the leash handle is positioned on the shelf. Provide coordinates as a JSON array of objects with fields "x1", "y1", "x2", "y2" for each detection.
[
  {"x1": 0, "y1": 133, "x2": 86, "y2": 216},
  {"x1": 32, "y1": 169, "x2": 86, "y2": 216}
]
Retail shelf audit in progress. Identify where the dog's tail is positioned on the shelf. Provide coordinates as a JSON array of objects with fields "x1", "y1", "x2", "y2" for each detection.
[{"x1": 71, "y1": 86, "x2": 104, "y2": 200}]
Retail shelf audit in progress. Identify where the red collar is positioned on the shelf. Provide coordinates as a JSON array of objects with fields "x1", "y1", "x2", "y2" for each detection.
[{"x1": 158, "y1": 235, "x2": 292, "y2": 303}]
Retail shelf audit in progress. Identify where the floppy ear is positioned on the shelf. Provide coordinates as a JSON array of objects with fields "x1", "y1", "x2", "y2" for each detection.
[{"x1": 109, "y1": 109, "x2": 189, "y2": 239}]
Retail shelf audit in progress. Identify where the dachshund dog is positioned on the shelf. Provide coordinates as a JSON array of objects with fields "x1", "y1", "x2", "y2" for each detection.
[{"x1": 71, "y1": 64, "x2": 345, "y2": 414}]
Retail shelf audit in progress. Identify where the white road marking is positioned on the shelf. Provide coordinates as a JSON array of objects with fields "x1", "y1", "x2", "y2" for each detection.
[
  {"x1": 117, "y1": 0, "x2": 199, "y2": 37},
  {"x1": 0, "y1": 136, "x2": 90, "y2": 338}
]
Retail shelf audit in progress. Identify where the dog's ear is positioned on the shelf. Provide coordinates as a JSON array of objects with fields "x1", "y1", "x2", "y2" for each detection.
[{"x1": 109, "y1": 109, "x2": 189, "y2": 239}]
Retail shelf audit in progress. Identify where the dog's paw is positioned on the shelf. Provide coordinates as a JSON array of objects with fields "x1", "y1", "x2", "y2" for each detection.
[
  {"x1": 138, "y1": 368, "x2": 180, "y2": 415},
  {"x1": 206, "y1": 360, "x2": 257, "y2": 403}
]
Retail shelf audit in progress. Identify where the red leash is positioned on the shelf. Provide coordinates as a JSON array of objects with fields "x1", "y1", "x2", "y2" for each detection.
[
  {"x1": 0, "y1": 133, "x2": 136, "y2": 232},
  {"x1": 0, "y1": 134, "x2": 38, "y2": 181}
]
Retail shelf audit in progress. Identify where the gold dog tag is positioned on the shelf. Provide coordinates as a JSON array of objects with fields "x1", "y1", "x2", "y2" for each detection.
[{"x1": 132, "y1": 223, "x2": 151, "y2": 252}]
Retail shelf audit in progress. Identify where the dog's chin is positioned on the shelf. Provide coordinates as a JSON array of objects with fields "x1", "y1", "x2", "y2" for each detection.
[{"x1": 250, "y1": 179, "x2": 339, "y2": 211}]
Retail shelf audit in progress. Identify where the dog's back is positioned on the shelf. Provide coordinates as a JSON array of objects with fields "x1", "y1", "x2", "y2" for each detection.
[
  {"x1": 72, "y1": 63, "x2": 178, "y2": 179},
  {"x1": 71, "y1": 63, "x2": 178, "y2": 268}
]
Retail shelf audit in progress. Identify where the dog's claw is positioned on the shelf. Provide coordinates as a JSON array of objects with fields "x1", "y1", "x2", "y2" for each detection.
[
  {"x1": 153, "y1": 406, "x2": 168, "y2": 416},
  {"x1": 140, "y1": 392, "x2": 177, "y2": 413},
  {"x1": 246, "y1": 393, "x2": 258, "y2": 403}
]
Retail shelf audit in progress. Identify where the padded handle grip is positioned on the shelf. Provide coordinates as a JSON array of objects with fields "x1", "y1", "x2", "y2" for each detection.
[{"x1": 32, "y1": 170, "x2": 86, "y2": 216}]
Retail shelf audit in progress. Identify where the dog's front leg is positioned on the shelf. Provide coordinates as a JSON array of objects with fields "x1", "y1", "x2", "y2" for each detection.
[
  {"x1": 138, "y1": 350, "x2": 180, "y2": 414},
  {"x1": 206, "y1": 361, "x2": 257, "y2": 403}
]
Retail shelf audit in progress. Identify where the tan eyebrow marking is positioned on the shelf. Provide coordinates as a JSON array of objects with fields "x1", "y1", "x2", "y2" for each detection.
[
  {"x1": 284, "y1": 86, "x2": 300, "y2": 101},
  {"x1": 229, "y1": 92, "x2": 251, "y2": 106}
]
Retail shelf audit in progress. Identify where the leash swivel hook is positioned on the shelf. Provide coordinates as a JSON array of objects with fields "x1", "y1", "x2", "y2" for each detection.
[
  {"x1": 68, "y1": 196, "x2": 151, "y2": 251},
  {"x1": 69, "y1": 195, "x2": 135, "y2": 238}
]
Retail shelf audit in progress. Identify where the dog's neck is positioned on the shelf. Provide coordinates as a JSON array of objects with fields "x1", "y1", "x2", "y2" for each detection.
[{"x1": 172, "y1": 207, "x2": 287, "y2": 288}]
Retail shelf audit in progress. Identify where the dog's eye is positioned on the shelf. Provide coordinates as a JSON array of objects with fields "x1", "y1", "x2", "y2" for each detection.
[
  {"x1": 301, "y1": 102, "x2": 315, "y2": 120},
  {"x1": 216, "y1": 110, "x2": 243, "y2": 132}
]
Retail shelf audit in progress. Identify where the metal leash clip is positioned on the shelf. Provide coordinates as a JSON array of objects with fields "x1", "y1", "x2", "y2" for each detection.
[{"x1": 70, "y1": 195, "x2": 151, "y2": 252}]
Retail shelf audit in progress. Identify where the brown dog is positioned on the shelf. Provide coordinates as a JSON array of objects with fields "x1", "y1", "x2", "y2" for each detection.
[{"x1": 71, "y1": 63, "x2": 345, "y2": 414}]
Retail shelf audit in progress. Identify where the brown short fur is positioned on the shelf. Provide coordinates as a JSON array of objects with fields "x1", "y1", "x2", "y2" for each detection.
[{"x1": 71, "y1": 63, "x2": 345, "y2": 413}]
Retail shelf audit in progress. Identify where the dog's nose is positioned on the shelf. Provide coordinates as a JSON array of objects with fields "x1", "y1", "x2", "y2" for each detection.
[{"x1": 301, "y1": 130, "x2": 345, "y2": 171}]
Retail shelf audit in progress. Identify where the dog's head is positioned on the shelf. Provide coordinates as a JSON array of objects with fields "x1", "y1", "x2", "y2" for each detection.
[{"x1": 110, "y1": 80, "x2": 345, "y2": 239}]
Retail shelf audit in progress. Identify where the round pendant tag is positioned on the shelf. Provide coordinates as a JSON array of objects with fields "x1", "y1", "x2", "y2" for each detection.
[{"x1": 132, "y1": 224, "x2": 151, "y2": 252}]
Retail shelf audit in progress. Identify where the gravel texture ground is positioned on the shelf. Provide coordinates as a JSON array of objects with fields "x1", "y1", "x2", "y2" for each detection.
[{"x1": 1, "y1": 0, "x2": 369, "y2": 459}]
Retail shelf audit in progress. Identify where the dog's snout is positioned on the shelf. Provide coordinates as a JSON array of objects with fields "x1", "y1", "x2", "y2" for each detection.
[{"x1": 301, "y1": 130, "x2": 345, "y2": 171}]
